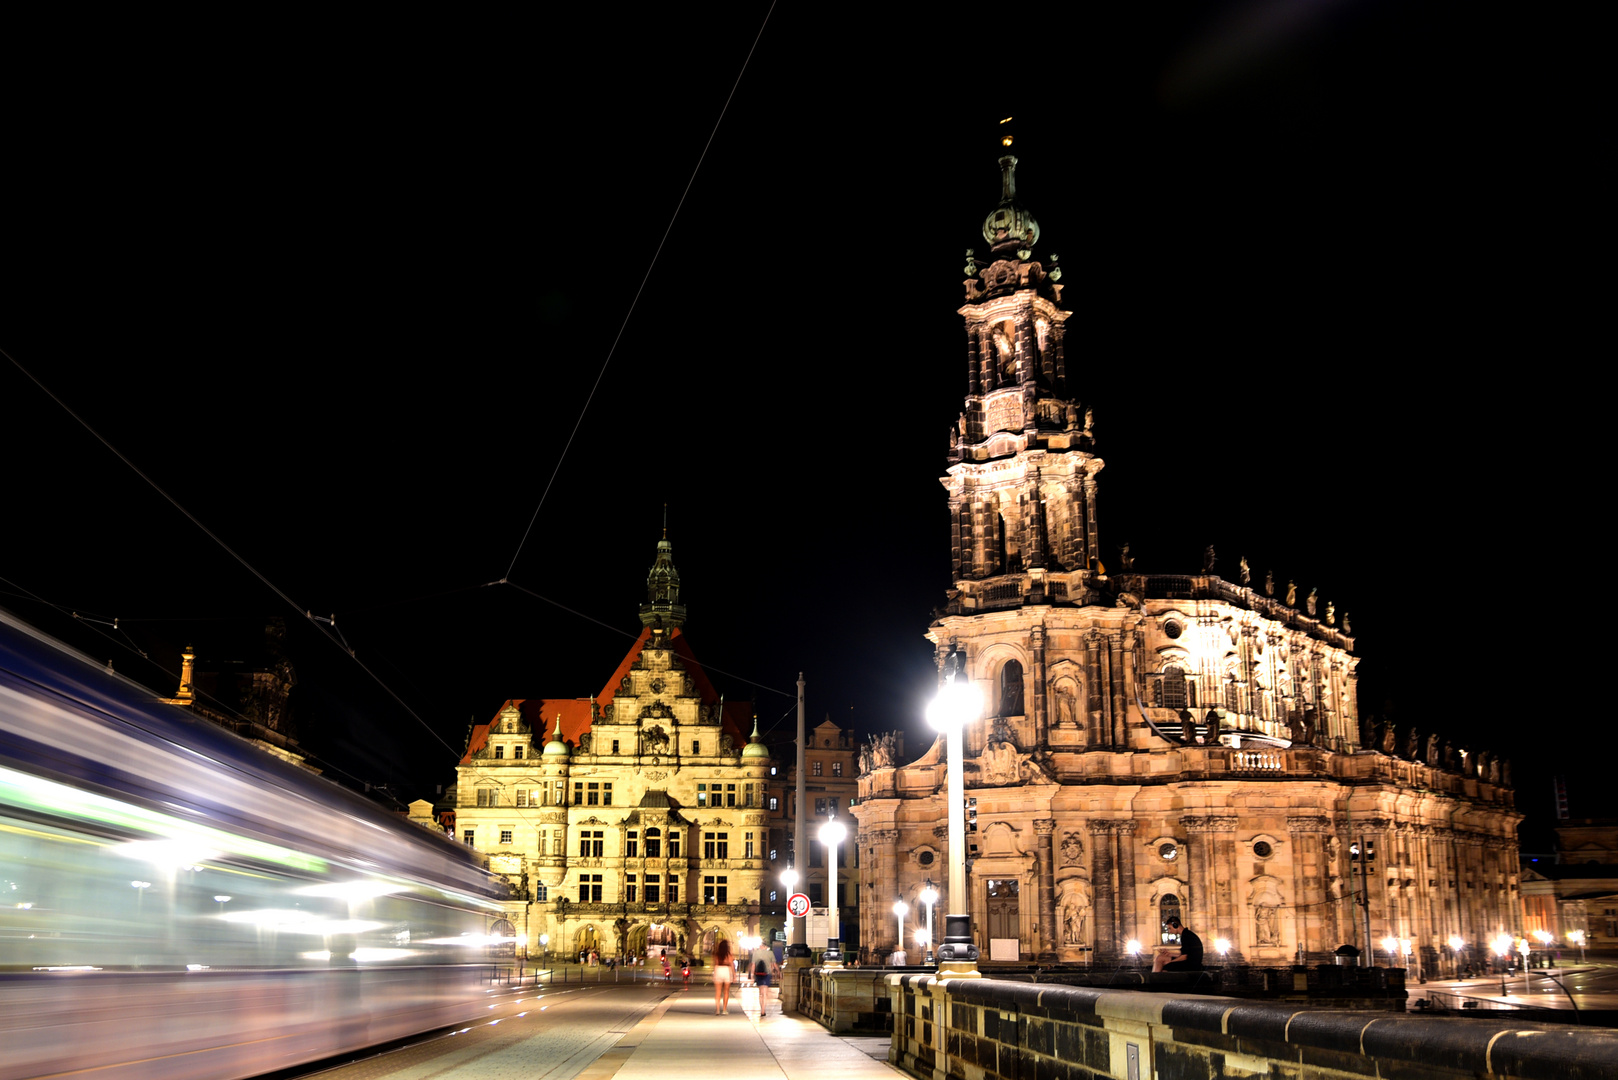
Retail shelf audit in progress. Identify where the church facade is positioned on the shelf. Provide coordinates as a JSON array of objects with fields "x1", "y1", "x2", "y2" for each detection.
[
  {"x1": 452, "y1": 535, "x2": 773, "y2": 962},
  {"x1": 850, "y1": 143, "x2": 1523, "y2": 972}
]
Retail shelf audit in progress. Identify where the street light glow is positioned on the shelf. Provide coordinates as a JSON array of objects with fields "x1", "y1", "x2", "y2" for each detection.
[
  {"x1": 926, "y1": 677, "x2": 982, "y2": 733},
  {"x1": 1214, "y1": 938, "x2": 1231, "y2": 956},
  {"x1": 780, "y1": 869, "x2": 798, "y2": 890},
  {"x1": 1124, "y1": 939, "x2": 1141, "y2": 956}
]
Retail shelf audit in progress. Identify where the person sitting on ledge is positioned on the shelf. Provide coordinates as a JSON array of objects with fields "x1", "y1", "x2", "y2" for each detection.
[{"x1": 1153, "y1": 917, "x2": 1203, "y2": 972}]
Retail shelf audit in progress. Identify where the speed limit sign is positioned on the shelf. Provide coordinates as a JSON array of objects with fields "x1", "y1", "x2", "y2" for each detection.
[{"x1": 787, "y1": 892, "x2": 810, "y2": 918}]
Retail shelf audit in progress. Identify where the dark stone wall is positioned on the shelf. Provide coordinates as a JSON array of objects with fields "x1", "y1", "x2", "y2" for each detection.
[{"x1": 888, "y1": 974, "x2": 1618, "y2": 1080}]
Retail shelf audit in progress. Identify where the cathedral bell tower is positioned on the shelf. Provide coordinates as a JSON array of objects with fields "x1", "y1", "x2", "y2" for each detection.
[{"x1": 945, "y1": 137, "x2": 1104, "y2": 615}]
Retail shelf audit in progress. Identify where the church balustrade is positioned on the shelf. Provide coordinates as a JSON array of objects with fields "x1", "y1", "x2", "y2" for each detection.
[{"x1": 1230, "y1": 749, "x2": 1285, "y2": 772}]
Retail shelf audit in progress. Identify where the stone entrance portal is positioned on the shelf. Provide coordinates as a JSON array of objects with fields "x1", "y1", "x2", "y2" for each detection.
[{"x1": 986, "y1": 878, "x2": 1020, "y2": 957}]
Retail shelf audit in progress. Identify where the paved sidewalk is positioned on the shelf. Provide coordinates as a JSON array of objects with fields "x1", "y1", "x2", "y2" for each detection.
[{"x1": 580, "y1": 983, "x2": 904, "y2": 1080}]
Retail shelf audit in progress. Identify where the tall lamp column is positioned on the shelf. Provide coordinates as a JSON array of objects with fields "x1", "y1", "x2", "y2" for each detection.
[
  {"x1": 781, "y1": 868, "x2": 799, "y2": 944},
  {"x1": 820, "y1": 817, "x2": 846, "y2": 966},
  {"x1": 919, "y1": 882, "x2": 939, "y2": 965},
  {"x1": 926, "y1": 649, "x2": 981, "y2": 976}
]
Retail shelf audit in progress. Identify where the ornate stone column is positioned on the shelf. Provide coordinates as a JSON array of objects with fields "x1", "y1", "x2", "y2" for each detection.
[
  {"x1": 1185, "y1": 815, "x2": 1238, "y2": 957},
  {"x1": 1115, "y1": 820, "x2": 1138, "y2": 948},
  {"x1": 1109, "y1": 636, "x2": 1126, "y2": 748},
  {"x1": 1031, "y1": 624, "x2": 1048, "y2": 747},
  {"x1": 868, "y1": 828, "x2": 901, "y2": 951},
  {"x1": 967, "y1": 322, "x2": 982, "y2": 396},
  {"x1": 1034, "y1": 818, "x2": 1057, "y2": 960},
  {"x1": 1089, "y1": 820, "x2": 1116, "y2": 961},
  {"x1": 1289, "y1": 816, "x2": 1330, "y2": 963},
  {"x1": 1085, "y1": 633, "x2": 1104, "y2": 746},
  {"x1": 1082, "y1": 474, "x2": 1100, "y2": 571}
]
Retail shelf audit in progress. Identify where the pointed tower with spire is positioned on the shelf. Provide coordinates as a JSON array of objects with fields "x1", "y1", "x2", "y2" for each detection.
[
  {"x1": 946, "y1": 133, "x2": 1103, "y2": 614},
  {"x1": 638, "y1": 508, "x2": 686, "y2": 631}
]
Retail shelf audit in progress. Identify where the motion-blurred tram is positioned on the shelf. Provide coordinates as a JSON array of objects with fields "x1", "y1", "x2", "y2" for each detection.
[{"x1": 0, "y1": 608, "x2": 509, "y2": 1079}]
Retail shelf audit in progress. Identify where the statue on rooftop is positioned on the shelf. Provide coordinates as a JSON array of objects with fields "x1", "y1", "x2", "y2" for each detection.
[
  {"x1": 1203, "y1": 545, "x2": 1217, "y2": 572},
  {"x1": 1325, "y1": 602, "x2": 1336, "y2": 626},
  {"x1": 1426, "y1": 732, "x2": 1441, "y2": 766},
  {"x1": 1180, "y1": 710, "x2": 1196, "y2": 744},
  {"x1": 1406, "y1": 726, "x2": 1420, "y2": 760},
  {"x1": 1342, "y1": 612, "x2": 1352, "y2": 634},
  {"x1": 1306, "y1": 588, "x2": 1318, "y2": 616},
  {"x1": 1286, "y1": 581, "x2": 1297, "y2": 607},
  {"x1": 1119, "y1": 542, "x2": 1134, "y2": 571},
  {"x1": 1265, "y1": 571, "x2": 1275, "y2": 597},
  {"x1": 1239, "y1": 556, "x2": 1251, "y2": 586}
]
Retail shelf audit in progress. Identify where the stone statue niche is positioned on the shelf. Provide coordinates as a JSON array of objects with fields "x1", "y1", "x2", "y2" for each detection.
[{"x1": 1055, "y1": 878, "x2": 1092, "y2": 956}]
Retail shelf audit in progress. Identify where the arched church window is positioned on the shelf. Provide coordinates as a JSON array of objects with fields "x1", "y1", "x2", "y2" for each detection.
[
  {"x1": 1160, "y1": 894, "x2": 1183, "y2": 945},
  {"x1": 1162, "y1": 666, "x2": 1187, "y2": 711},
  {"x1": 999, "y1": 660, "x2": 1025, "y2": 716}
]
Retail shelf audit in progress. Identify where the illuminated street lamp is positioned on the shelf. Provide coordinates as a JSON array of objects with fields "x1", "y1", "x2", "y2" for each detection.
[
  {"x1": 1569, "y1": 929, "x2": 1587, "y2": 964},
  {"x1": 1449, "y1": 935, "x2": 1466, "y2": 978},
  {"x1": 1125, "y1": 939, "x2": 1142, "y2": 961},
  {"x1": 1381, "y1": 936, "x2": 1400, "y2": 969},
  {"x1": 918, "y1": 881, "x2": 939, "y2": 965},
  {"x1": 893, "y1": 901, "x2": 909, "y2": 964},
  {"x1": 1215, "y1": 938, "x2": 1232, "y2": 960},
  {"x1": 819, "y1": 816, "x2": 847, "y2": 966},
  {"x1": 781, "y1": 868, "x2": 799, "y2": 942},
  {"x1": 925, "y1": 650, "x2": 981, "y2": 973}
]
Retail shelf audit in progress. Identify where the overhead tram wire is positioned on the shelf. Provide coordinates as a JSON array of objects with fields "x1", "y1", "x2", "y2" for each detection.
[
  {"x1": 502, "y1": 578, "x2": 793, "y2": 700},
  {"x1": 2, "y1": 348, "x2": 462, "y2": 762},
  {"x1": 501, "y1": 0, "x2": 778, "y2": 581}
]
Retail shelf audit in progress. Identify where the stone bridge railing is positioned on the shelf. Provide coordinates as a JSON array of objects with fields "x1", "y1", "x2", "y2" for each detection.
[{"x1": 888, "y1": 973, "x2": 1616, "y2": 1080}]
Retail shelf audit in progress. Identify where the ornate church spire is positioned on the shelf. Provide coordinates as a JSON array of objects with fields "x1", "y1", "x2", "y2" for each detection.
[{"x1": 638, "y1": 514, "x2": 687, "y2": 630}]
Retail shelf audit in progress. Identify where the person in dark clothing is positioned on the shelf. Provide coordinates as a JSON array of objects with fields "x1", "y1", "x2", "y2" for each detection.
[{"x1": 1154, "y1": 917, "x2": 1203, "y2": 971}]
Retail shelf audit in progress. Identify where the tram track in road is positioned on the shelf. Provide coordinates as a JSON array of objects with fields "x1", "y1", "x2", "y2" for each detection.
[{"x1": 265, "y1": 981, "x2": 683, "y2": 1080}]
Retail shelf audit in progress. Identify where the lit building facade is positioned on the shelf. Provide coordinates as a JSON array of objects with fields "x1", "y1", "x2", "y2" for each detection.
[
  {"x1": 452, "y1": 535, "x2": 773, "y2": 962},
  {"x1": 850, "y1": 144, "x2": 1523, "y2": 971},
  {"x1": 759, "y1": 718, "x2": 862, "y2": 951}
]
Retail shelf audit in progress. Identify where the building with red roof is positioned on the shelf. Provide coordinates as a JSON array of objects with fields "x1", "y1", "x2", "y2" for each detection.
[{"x1": 453, "y1": 533, "x2": 773, "y2": 963}]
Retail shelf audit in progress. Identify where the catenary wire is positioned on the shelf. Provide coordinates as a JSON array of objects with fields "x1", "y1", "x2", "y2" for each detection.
[
  {"x1": 2, "y1": 348, "x2": 462, "y2": 761},
  {"x1": 501, "y1": 579, "x2": 792, "y2": 699},
  {"x1": 502, "y1": 0, "x2": 778, "y2": 581}
]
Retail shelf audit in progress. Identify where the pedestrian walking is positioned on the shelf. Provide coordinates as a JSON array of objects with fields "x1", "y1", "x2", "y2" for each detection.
[
  {"x1": 749, "y1": 942, "x2": 780, "y2": 1012},
  {"x1": 713, "y1": 940, "x2": 734, "y2": 1014}
]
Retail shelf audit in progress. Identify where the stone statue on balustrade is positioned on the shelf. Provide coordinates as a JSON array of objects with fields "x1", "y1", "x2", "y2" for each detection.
[
  {"x1": 1406, "y1": 726, "x2": 1421, "y2": 761},
  {"x1": 1381, "y1": 723, "x2": 1397, "y2": 755},
  {"x1": 1426, "y1": 733, "x2": 1441, "y2": 767},
  {"x1": 1181, "y1": 711, "x2": 1197, "y2": 744}
]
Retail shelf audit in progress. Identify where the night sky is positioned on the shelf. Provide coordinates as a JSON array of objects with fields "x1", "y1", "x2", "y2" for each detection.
[{"x1": 2, "y1": 6, "x2": 1584, "y2": 844}]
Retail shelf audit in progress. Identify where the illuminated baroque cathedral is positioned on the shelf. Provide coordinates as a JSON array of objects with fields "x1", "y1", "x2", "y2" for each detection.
[{"x1": 849, "y1": 142, "x2": 1523, "y2": 971}]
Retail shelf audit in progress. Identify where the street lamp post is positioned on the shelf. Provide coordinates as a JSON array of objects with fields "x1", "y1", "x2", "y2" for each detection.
[
  {"x1": 893, "y1": 901, "x2": 908, "y2": 964},
  {"x1": 781, "y1": 868, "x2": 799, "y2": 945},
  {"x1": 918, "y1": 882, "x2": 938, "y2": 966},
  {"x1": 1449, "y1": 935, "x2": 1466, "y2": 979},
  {"x1": 1569, "y1": 929, "x2": 1587, "y2": 965},
  {"x1": 820, "y1": 817, "x2": 846, "y2": 966},
  {"x1": 926, "y1": 650, "x2": 981, "y2": 976}
]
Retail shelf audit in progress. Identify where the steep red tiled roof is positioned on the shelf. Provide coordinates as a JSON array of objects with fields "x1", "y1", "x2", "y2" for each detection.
[{"x1": 460, "y1": 627, "x2": 749, "y2": 761}]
